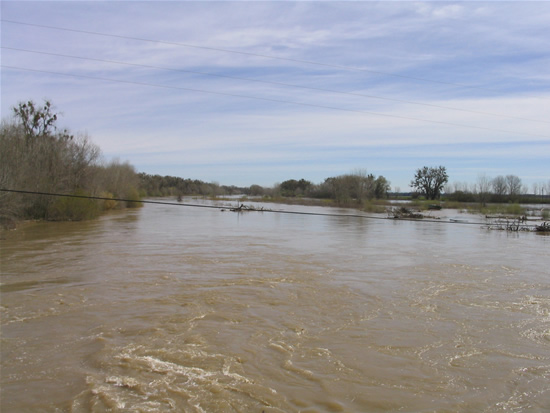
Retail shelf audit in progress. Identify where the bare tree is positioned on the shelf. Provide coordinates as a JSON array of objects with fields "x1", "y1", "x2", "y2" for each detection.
[
  {"x1": 477, "y1": 173, "x2": 491, "y2": 206},
  {"x1": 492, "y1": 176, "x2": 507, "y2": 198},
  {"x1": 505, "y1": 175, "x2": 522, "y2": 199},
  {"x1": 352, "y1": 169, "x2": 375, "y2": 202}
]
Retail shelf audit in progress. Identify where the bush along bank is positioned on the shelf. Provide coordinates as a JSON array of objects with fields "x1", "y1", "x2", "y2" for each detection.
[{"x1": 0, "y1": 100, "x2": 142, "y2": 228}]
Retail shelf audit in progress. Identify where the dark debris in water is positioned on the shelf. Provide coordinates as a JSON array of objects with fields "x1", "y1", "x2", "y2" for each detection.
[
  {"x1": 229, "y1": 204, "x2": 271, "y2": 213},
  {"x1": 484, "y1": 217, "x2": 546, "y2": 232},
  {"x1": 388, "y1": 207, "x2": 424, "y2": 219}
]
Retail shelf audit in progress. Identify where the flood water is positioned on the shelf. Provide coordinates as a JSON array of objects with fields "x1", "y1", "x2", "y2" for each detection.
[{"x1": 1, "y1": 199, "x2": 549, "y2": 412}]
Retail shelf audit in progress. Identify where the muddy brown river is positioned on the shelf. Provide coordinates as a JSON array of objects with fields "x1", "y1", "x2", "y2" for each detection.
[{"x1": 1, "y1": 199, "x2": 549, "y2": 412}]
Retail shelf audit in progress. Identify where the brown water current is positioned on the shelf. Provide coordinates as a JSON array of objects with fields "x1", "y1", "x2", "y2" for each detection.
[{"x1": 1, "y1": 199, "x2": 549, "y2": 412}]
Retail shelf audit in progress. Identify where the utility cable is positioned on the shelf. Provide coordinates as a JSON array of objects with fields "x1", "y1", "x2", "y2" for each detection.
[
  {"x1": 2, "y1": 19, "x2": 546, "y2": 98},
  {"x1": 0, "y1": 188, "x2": 539, "y2": 229},
  {"x1": 3, "y1": 65, "x2": 548, "y2": 140},
  {"x1": 3, "y1": 46, "x2": 548, "y2": 125}
]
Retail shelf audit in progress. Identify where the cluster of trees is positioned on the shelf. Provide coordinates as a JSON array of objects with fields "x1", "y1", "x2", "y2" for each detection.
[
  {"x1": 315, "y1": 171, "x2": 390, "y2": 204},
  {"x1": 269, "y1": 170, "x2": 391, "y2": 205},
  {"x1": 446, "y1": 173, "x2": 549, "y2": 204},
  {"x1": 278, "y1": 179, "x2": 313, "y2": 197},
  {"x1": 0, "y1": 100, "x2": 142, "y2": 227},
  {"x1": 408, "y1": 166, "x2": 548, "y2": 204}
]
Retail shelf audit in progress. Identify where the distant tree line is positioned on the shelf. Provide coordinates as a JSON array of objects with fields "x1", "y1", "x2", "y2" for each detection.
[
  {"x1": 1, "y1": 100, "x2": 142, "y2": 227},
  {"x1": 138, "y1": 173, "x2": 246, "y2": 198},
  {"x1": 445, "y1": 173, "x2": 550, "y2": 204},
  {"x1": 138, "y1": 169, "x2": 391, "y2": 206},
  {"x1": 407, "y1": 166, "x2": 548, "y2": 204}
]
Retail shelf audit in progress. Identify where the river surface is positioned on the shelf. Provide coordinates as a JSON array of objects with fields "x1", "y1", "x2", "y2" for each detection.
[{"x1": 1, "y1": 199, "x2": 549, "y2": 412}]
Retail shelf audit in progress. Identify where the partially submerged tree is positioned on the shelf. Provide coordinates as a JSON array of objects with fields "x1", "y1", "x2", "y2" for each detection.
[{"x1": 410, "y1": 166, "x2": 449, "y2": 200}]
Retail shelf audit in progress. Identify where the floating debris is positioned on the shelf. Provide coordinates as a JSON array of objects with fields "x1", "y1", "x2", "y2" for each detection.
[
  {"x1": 388, "y1": 207, "x2": 424, "y2": 219},
  {"x1": 229, "y1": 204, "x2": 271, "y2": 212},
  {"x1": 484, "y1": 217, "x2": 535, "y2": 232},
  {"x1": 535, "y1": 222, "x2": 550, "y2": 232}
]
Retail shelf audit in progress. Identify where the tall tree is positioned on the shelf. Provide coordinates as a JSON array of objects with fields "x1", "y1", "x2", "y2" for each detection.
[
  {"x1": 477, "y1": 173, "x2": 491, "y2": 206},
  {"x1": 492, "y1": 176, "x2": 507, "y2": 198},
  {"x1": 374, "y1": 176, "x2": 391, "y2": 199},
  {"x1": 13, "y1": 100, "x2": 57, "y2": 139},
  {"x1": 410, "y1": 166, "x2": 449, "y2": 200},
  {"x1": 505, "y1": 174, "x2": 522, "y2": 199},
  {"x1": 12, "y1": 100, "x2": 73, "y2": 143}
]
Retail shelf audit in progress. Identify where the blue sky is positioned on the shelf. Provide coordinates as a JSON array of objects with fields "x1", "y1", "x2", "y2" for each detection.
[{"x1": 1, "y1": 1, "x2": 549, "y2": 191}]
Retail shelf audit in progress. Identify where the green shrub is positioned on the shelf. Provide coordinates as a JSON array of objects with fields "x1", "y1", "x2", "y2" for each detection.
[
  {"x1": 125, "y1": 187, "x2": 143, "y2": 208},
  {"x1": 47, "y1": 190, "x2": 100, "y2": 220},
  {"x1": 441, "y1": 200, "x2": 462, "y2": 209},
  {"x1": 505, "y1": 203, "x2": 525, "y2": 216},
  {"x1": 363, "y1": 200, "x2": 389, "y2": 213},
  {"x1": 100, "y1": 191, "x2": 118, "y2": 210}
]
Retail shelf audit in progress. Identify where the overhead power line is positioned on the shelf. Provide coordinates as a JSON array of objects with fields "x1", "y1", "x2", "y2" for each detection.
[
  {"x1": 0, "y1": 65, "x2": 550, "y2": 138},
  {"x1": 2, "y1": 64, "x2": 548, "y2": 140},
  {"x1": 0, "y1": 188, "x2": 500, "y2": 227},
  {"x1": 2, "y1": 19, "x2": 543, "y2": 97},
  {"x1": 3, "y1": 46, "x2": 548, "y2": 125}
]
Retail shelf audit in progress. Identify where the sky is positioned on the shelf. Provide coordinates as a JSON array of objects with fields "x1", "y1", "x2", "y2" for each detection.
[{"x1": 1, "y1": 1, "x2": 549, "y2": 191}]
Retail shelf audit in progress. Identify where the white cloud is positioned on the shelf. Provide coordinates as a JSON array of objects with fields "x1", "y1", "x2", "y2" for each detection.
[{"x1": 2, "y1": 1, "x2": 549, "y2": 190}]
